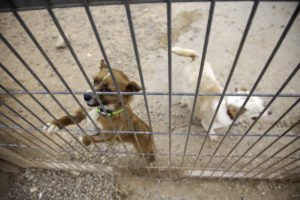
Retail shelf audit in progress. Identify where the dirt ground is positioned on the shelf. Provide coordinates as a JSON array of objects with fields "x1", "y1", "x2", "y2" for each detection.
[
  {"x1": 0, "y1": 1, "x2": 300, "y2": 200},
  {"x1": 4, "y1": 168, "x2": 300, "y2": 200}
]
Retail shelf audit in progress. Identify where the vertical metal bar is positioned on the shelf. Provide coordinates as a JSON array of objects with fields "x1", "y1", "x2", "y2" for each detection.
[
  {"x1": 0, "y1": 113, "x2": 57, "y2": 157},
  {"x1": 0, "y1": 85, "x2": 46, "y2": 126},
  {"x1": 0, "y1": 125, "x2": 28, "y2": 147},
  {"x1": 79, "y1": 0, "x2": 129, "y2": 154},
  {"x1": 229, "y1": 100, "x2": 300, "y2": 178},
  {"x1": 251, "y1": 137, "x2": 300, "y2": 179},
  {"x1": 6, "y1": 1, "x2": 116, "y2": 156},
  {"x1": 0, "y1": 120, "x2": 51, "y2": 156},
  {"x1": 0, "y1": 85, "x2": 80, "y2": 153},
  {"x1": 193, "y1": 2, "x2": 299, "y2": 177},
  {"x1": 80, "y1": 0, "x2": 152, "y2": 172},
  {"x1": 0, "y1": 33, "x2": 95, "y2": 151},
  {"x1": 0, "y1": 131, "x2": 49, "y2": 166},
  {"x1": 1, "y1": 101, "x2": 68, "y2": 153},
  {"x1": 123, "y1": 0, "x2": 153, "y2": 134},
  {"x1": 0, "y1": 35, "x2": 91, "y2": 153},
  {"x1": 0, "y1": 146, "x2": 34, "y2": 168},
  {"x1": 261, "y1": 157, "x2": 300, "y2": 179},
  {"x1": 272, "y1": 164, "x2": 300, "y2": 180},
  {"x1": 233, "y1": 121, "x2": 300, "y2": 178},
  {"x1": 195, "y1": 0, "x2": 259, "y2": 176},
  {"x1": 166, "y1": 0, "x2": 172, "y2": 176},
  {"x1": 46, "y1": 0, "x2": 151, "y2": 171},
  {"x1": 0, "y1": 41, "x2": 94, "y2": 153},
  {"x1": 123, "y1": 0, "x2": 161, "y2": 175},
  {"x1": 215, "y1": 64, "x2": 300, "y2": 178},
  {"x1": 218, "y1": 102, "x2": 299, "y2": 178},
  {"x1": 250, "y1": 136, "x2": 300, "y2": 178},
  {"x1": 0, "y1": 62, "x2": 87, "y2": 153},
  {"x1": 181, "y1": 0, "x2": 216, "y2": 167}
]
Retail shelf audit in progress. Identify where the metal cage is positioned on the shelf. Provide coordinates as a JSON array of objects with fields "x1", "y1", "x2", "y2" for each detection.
[{"x1": 0, "y1": 0, "x2": 299, "y2": 181}]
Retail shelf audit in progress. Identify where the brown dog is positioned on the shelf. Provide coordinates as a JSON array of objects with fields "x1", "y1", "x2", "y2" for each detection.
[{"x1": 44, "y1": 60, "x2": 155, "y2": 163}]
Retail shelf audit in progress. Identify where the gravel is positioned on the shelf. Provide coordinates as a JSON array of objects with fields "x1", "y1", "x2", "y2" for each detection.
[{"x1": 8, "y1": 168, "x2": 123, "y2": 200}]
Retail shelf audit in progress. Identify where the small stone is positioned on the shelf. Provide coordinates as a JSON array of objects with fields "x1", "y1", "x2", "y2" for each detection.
[
  {"x1": 30, "y1": 186, "x2": 38, "y2": 193},
  {"x1": 69, "y1": 171, "x2": 80, "y2": 176},
  {"x1": 261, "y1": 191, "x2": 266, "y2": 196},
  {"x1": 55, "y1": 33, "x2": 70, "y2": 49},
  {"x1": 38, "y1": 192, "x2": 43, "y2": 199}
]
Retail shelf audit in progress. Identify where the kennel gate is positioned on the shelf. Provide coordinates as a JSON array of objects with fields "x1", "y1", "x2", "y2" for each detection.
[{"x1": 0, "y1": 0, "x2": 299, "y2": 181}]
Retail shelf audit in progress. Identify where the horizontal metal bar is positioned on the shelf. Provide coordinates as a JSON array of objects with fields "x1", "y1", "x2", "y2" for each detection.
[
  {"x1": 25, "y1": 157, "x2": 295, "y2": 179},
  {"x1": 1, "y1": 0, "x2": 298, "y2": 12},
  {"x1": 8, "y1": 1, "x2": 114, "y2": 154},
  {"x1": 1, "y1": 141, "x2": 298, "y2": 161},
  {"x1": 272, "y1": 165, "x2": 300, "y2": 180},
  {"x1": 263, "y1": 157, "x2": 300, "y2": 179},
  {"x1": 0, "y1": 36, "x2": 91, "y2": 153},
  {"x1": 0, "y1": 90, "x2": 298, "y2": 97},
  {"x1": 0, "y1": 124, "x2": 297, "y2": 138}
]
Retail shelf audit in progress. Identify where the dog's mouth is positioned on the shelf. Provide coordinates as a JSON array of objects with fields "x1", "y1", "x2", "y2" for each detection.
[
  {"x1": 85, "y1": 96, "x2": 111, "y2": 107},
  {"x1": 84, "y1": 91, "x2": 100, "y2": 107},
  {"x1": 86, "y1": 98, "x2": 99, "y2": 107}
]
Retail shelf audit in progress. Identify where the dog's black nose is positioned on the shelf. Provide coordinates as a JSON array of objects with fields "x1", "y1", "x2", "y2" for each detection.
[
  {"x1": 83, "y1": 93, "x2": 92, "y2": 101},
  {"x1": 251, "y1": 116, "x2": 257, "y2": 121}
]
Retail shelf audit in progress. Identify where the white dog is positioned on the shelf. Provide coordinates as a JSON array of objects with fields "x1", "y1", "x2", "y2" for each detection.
[{"x1": 172, "y1": 47, "x2": 266, "y2": 140}]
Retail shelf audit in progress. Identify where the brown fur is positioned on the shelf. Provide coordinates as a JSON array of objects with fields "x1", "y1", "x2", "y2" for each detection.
[
  {"x1": 227, "y1": 104, "x2": 246, "y2": 120},
  {"x1": 49, "y1": 60, "x2": 155, "y2": 164}
]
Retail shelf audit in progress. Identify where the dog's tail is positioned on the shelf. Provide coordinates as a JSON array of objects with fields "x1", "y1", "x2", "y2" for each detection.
[{"x1": 171, "y1": 47, "x2": 200, "y2": 61}]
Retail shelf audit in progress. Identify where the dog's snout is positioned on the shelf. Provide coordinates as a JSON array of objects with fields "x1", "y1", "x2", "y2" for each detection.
[{"x1": 83, "y1": 92, "x2": 92, "y2": 101}]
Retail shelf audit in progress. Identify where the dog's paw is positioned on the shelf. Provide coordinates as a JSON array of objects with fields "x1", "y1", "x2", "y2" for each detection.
[
  {"x1": 209, "y1": 132, "x2": 218, "y2": 141},
  {"x1": 43, "y1": 123, "x2": 60, "y2": 134}
]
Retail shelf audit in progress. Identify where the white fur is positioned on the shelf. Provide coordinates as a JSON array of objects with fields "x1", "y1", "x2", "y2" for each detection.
[
  {"x1": 43, "y1": 122, "x2": 59, "y2": 134},
  {"x1": 227, "y1": 91, "x2": 266, "y2": 120},
  {"x1": 43, "y1": 109, "x2": 103, "y2": 136},
  {"x1": 173, "y1": 47, "x2": 266, "y2": 140},
  {"x1": 86, "y1": 109, "x2": 102, "y2": 135}
]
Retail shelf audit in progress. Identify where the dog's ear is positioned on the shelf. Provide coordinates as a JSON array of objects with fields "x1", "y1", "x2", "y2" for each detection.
[
  {"x1": 100, "y1": 59, "x2": 108, "y2": 70},
  {"x1": 126, "y1": 81, "x2": 142, "y2": 92},
  {"x1": 227, "y1": 105, "x2": 247, "y2": 120}
]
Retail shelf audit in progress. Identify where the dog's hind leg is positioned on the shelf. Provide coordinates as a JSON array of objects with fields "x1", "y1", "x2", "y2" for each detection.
[
  {"x1": 132, "y1": 134, "x2": 155, "y2": 164},
  {"x1": 201, "y1": 118, "x2": 218, "y2": 141}
]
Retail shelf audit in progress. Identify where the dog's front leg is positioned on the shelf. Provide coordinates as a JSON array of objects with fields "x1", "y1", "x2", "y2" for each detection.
[{"x1": 43, "y1": 109, "x2": 86, "y2": 134}]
